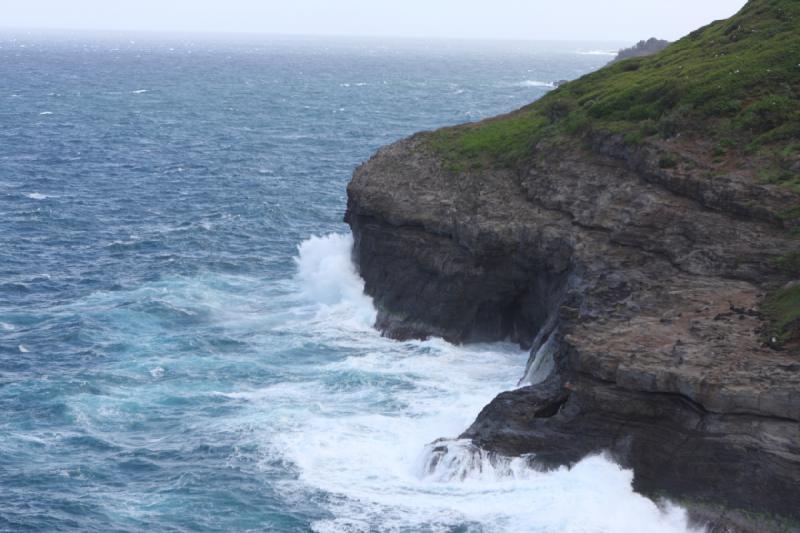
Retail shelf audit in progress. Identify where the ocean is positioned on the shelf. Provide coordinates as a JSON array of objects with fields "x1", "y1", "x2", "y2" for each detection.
[{"x1": 0, "y1": 33, "x2": 699, "y2": 532}]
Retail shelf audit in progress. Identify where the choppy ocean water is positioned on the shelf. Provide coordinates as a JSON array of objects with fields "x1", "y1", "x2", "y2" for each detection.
[{"x1": 0, "y1": 33, "x2": 701, "y2": 532}]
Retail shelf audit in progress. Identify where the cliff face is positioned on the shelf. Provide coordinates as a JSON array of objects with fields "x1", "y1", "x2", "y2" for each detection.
[
  {"x1": 345, "y1": 0, "x2": 800, "y2": 527},
  {"x1": 346, "y1": 131, "x2": 799, "y2": 518}
]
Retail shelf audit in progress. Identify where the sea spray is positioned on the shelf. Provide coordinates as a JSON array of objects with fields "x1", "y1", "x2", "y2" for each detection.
[
  {"x1": 521, "y1": 330, "x2": 557, "y2": 385},
  {"x1": 294, "y1": 233, "x2": 377, "y2": 328},
  {"x1": 273, "y1": 233, "x2": 704, "y2": 533}
]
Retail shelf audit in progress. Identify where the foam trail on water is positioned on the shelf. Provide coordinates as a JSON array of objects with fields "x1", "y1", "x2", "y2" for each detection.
[
  {"x1": 238, "y1": 233, "x2": 703, "y2": 532},
  {"x1": 513, "y1": 80, "x2": 555, "y2": 88}
]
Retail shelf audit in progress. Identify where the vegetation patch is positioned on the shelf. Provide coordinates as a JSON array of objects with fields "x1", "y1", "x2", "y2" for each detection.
[
  {"x1": 759, "y1": 165, "x2": 800, "y2": 193},
  {"x1": 772, "y1": 252, "x2": 800, "y2": 276},
  {"x1": 427, "y1": 0, "x2": 800, "y2": 178},
  {"x1": 658, "y1": 153, "x2": 679, "y2": 169},
  {"x1": 763, "y1": 284, "x2": 800, "y2": 345},
  {"x1": 426, "y1": 112, "x2": 548, "y2": 170}
]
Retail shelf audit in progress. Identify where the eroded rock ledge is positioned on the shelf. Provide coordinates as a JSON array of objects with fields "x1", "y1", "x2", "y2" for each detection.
[{"x1": 345, "y1": 132, "x2": 800, "y2": 526}]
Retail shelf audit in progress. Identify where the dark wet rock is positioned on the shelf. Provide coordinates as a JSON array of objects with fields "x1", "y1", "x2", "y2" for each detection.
[{"x1": 463, "y1": 354, "x2": 800, "y2": 523}]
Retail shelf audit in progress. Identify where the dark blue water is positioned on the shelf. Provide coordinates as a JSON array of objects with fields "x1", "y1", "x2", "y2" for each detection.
[{"x1": 0, "y1": 33, "x2": 698, "y2": 533}]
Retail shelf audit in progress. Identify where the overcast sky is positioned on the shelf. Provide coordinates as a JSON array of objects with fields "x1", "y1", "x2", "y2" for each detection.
[{"x1": 3, "y1": 0, "x2": 748, "y2": 42}]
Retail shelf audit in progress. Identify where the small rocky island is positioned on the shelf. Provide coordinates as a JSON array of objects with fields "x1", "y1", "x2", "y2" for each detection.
[
  {"x1": 611, "y1": 37, "x2": 671, "y2": 63},
  {"x1": 345, "y1": 0, "x2": 799, "y2": 530}
]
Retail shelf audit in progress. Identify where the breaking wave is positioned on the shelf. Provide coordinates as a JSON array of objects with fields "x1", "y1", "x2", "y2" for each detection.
[
  {"x1": 232, "y1": 233, "x2": 704, "y2": 533},
  {"x1": 511, "y1": 80, "x2": 555, "y2": 88}
]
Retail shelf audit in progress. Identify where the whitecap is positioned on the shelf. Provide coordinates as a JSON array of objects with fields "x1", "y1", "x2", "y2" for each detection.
[
  {"x1": 1, "y1": 322, "x2": 15, "y2": 331},
  {"x1": 216, "y1": 382, "x2": 317, "y2": 402},
  {"x1": 132, "y1": 89, "x2": 148, "y2": 94},
  {"x1": 512, "y1": 80, "x2": 555, "y2": 88},
  {"x1": 149, "y1": 367, "x2": 166, "y2": 379},
  {"x1": 576, "y1": 49, "x2": 617, "y2": 56},
  {"x1": 25, "y1": 192, "x2": 48, "y2": 200},
  {"x1": 18, "y1": 345, "x2": 30, "y2": 353},
  {"x1": 39, "y1": 111, "x2": 53, "y2": 116}
]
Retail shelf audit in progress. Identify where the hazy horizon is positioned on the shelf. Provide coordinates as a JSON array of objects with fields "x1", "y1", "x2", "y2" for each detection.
[{"x1": 4, "y1": 1, "x2": 748, "y2": 43}]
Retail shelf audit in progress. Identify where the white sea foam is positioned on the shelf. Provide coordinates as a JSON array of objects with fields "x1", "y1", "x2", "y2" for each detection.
[
  {"x1": 25, "y1": 192, "x2": 48, "y2": 200},
  {"x1": 1, "y1": 322, "x2": 16, "y2": 331},
  {"x1": 18, "y1": 345, "x2": 30, "y2": 353},
  {"x1": 132, "y1": 89, "x2": 149, "y2": 94},
  {"x1": 512, "y1": 80, "x2": 555, "y2": 88},
  {"x1": 577, "y1": 49, "x2": 618, "y2": 56},
  {"x1": 226, "y1": 233, "x2": 703, "y2": 533},
  {"x1": 39, "y1": 111, "x2": 53, "y2": 115}
]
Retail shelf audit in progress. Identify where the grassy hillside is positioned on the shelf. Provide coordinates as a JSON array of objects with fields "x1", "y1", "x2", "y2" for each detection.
[
  {"x1": 429, "y1": 0, "x2": 799, "y2": 180},
  {"x1": 428, "y1": 0, "x2": 800, "y2": 346}
]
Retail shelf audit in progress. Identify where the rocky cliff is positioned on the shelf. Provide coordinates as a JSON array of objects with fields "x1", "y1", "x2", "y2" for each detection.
[
  {"x1": 611, "y1": 38, "x2": 670, "y2": 63},
  {"x1": 345, "y1": 0, "x2": 800, "y2": 529}
]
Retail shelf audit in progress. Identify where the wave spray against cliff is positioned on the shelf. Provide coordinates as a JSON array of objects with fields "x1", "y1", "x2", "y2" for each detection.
[{"x1": 258, "y1": 233, "x2": 701, "y2": 532}]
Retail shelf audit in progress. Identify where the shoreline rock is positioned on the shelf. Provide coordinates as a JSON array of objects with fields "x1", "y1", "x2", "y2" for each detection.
[
  {"x1": 345, "y1": 131, "x2": 800, "y2": 527},
  {"x1": 610, "y1": 38, "x2": 670, "y2": 64}
]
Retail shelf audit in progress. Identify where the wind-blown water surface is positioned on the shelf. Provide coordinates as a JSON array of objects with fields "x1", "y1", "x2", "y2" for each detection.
[{"x1": 0, "y1": 33, "x2": 700, "y2": 532}]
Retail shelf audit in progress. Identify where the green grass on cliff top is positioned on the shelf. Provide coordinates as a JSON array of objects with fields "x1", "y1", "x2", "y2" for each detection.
[
  {"x1": 429, "y1": 0, "x2": 800, "y2": 171},
  {"x1": 764, "y1": 284, "x2": 800, "y2": 345},
  {"x1": 428, "y1": 0, "x2": 800, "y2": 345}
]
